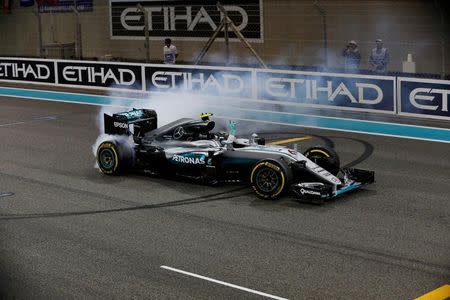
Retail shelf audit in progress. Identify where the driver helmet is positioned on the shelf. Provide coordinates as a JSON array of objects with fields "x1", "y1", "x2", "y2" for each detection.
[{"x1": 199, "y1": 113, "x2": 213, "y2": 122}]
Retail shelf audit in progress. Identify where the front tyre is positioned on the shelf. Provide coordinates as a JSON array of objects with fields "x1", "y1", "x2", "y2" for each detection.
[
  {"x1": 303, "y1": 145, "x2": 340, "y2": 176},
  {"x1": 250, "y1": 161, "x2": 287, "y2": 200},
  {"x1": 97, "y1": 140, "x2": 134, "y2": 175}
]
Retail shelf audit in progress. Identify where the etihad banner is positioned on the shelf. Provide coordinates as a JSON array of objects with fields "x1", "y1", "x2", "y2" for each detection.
[
  {"x1": 56, "y1": 61, "x2": 143, "y2": 90},
  {"x1": 144, "y1": 65, "x2": 253, "y2": 98},
  {"x1": 0, "y1": 58, "x2": 397, "y2": 114},
  {"x1": 109, "y1": 0, "x2": 263, "y2": 42},
  {"x1": 398, "y1": 77, "x2": 450, "y2": 119},
  {"x1": 0, "y1": 58, "x2": 55, "y2": 83},
  {"x1": 256, "y1": 70, "x2": 396, "y2": 113},
  {"x1": 9, "y1": 57, "x2": 449, "y2": 119}
]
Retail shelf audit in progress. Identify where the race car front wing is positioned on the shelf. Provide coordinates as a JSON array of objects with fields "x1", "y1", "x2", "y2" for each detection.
[{"x1": 291, "y1": 168, "x2": 375, "y2": 201}]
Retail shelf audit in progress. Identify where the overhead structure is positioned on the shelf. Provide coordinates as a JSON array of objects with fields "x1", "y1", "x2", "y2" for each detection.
[{"x1": 195, "y1": 2, "x2": 267, "y2": 69}]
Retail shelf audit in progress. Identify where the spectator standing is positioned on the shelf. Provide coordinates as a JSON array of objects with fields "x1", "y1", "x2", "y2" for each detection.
[
  {"x1": 163, "y1": 38, "x2": 178, "y2": 64},
  {"x1": 369, "y1": 39, "x2": 390, "y2": 74},
  {"x1": 342, "y1": 40, "x2": 361, "y2": 72}
]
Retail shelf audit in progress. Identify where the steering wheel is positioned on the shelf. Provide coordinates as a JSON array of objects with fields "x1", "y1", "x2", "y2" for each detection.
[{"x1": 173, "y1": 126, "x2": 186, "y2": 140}]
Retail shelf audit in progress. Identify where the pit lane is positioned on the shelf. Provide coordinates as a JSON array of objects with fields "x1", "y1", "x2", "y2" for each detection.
[{"x1": 0, "y1": 96, "x2": 449, "y2": 299}]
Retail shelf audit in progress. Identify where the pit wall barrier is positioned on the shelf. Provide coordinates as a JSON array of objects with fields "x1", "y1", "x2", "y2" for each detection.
[{"x1": 0, "y1": 57, "x2": 449, "y2": 121}]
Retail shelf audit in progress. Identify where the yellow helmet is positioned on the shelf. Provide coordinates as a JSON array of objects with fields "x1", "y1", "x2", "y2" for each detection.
[{"x1": 199, "y1": 112, "x2": 213, "y2": 122}]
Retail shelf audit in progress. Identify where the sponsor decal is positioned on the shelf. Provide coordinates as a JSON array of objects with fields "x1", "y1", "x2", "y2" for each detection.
[
  {"x1": 256, "y1": 71, "x2": 395, "y2": 112},
  {"x1": 145, "y1": 66, "x2": 252, "y2": 98},
  {"x1": 0, "y1": 59, "x2": 55, "y2": 83},
  {"x1": 113, "y1": 121, "x2": 128, "y2": 128},
  {"x1": 118, "y1": 109, "x2": 145, "y2": 119},
  {"x1": 57, "y1": 62, "x2": 142, "y2": 89},
  {"x1": 172, "y1": 153, "x2": 206, "y2": 165},
  {"x1": 110, "y1": 0, "x2": 263, "y2": 42},
  {"x1": 38, "y1": 0, "x2": 93, "y2": 13},
  {"x1": 299, "y1": 188, "x2": 321, "y2": 196},
  {"x1": 263, "y1": 161, "x2": 280, "y2": 171},
  {"x1": 399, "y1": 78, "x2": 450, "y2": 119}
]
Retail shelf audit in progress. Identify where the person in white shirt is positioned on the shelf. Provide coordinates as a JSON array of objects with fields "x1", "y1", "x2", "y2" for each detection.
[
  {"x1": 163, "y1": 38, "x2": 178, "y2": 64},
  {"x1": 369, "y1": 39, "x2": 390, "y2": 74}
]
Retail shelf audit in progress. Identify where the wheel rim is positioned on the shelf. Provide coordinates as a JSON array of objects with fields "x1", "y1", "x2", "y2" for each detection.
[
  {"x1": 99, "y1": 148, "x2": 115, "y2": 170},
  {"x1": 255, "y1": 168, "x2": 279, "y2": 193}
]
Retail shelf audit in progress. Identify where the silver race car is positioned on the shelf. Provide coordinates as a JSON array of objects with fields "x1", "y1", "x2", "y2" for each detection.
[{"x1": 96, "y1": 109, "x2": 374, "y2": 201}]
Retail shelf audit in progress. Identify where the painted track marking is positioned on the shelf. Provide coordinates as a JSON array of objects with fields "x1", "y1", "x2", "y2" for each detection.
[
  {"x1": 0, "y1": 116, "x2": 58, "y2": 127},
  {"x1": 160, "y1": 265, "x2": 289, "y2": 300},
  {"x1": 0, "y1": 192, "x2": 14, "y2": 198},
  {"x1": 270, "y1": 136, "x2": 312, "y2": 145},
  {"x1": 415, "y1": 284, "x2": 450, "y2": 300}
]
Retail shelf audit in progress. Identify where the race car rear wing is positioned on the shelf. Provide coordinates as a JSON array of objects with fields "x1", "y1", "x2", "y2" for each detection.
[{"x1": 104, "y1": 108, "x2": 157, "y2": 138}]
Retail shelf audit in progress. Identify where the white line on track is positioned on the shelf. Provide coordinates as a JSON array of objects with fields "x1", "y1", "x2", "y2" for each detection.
[
  {"x1": 0, "y1": 116, "x2": 57, "y2": 127},
  {"x1": 160, "y1": 265, "x2": 289, "y2": 300}
]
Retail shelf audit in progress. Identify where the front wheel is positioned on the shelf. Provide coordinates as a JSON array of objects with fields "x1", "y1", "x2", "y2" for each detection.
[
  {"x1": 303, "y1": 145, "x2": 340, "y2": 175},
  {"x1": 250, "y1": 160, "x2": 288, "y2": 200}
]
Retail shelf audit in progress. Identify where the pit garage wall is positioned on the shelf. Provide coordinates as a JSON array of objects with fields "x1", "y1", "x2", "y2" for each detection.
[
  {"x1": 0, "y1": 57, "x2": 449, "y2": 121},
  {"x1": 0, "y1": 0, "x2": 448, "y2": 75}
]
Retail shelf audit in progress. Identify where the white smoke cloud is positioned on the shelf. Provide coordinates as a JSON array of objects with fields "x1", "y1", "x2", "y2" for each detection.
[
  {"x1": 91, "y1": 84, "x2": 287, "y2": 156},
  {"x1": 91, "y1": 65, "x2": 325, "y2": 167}
]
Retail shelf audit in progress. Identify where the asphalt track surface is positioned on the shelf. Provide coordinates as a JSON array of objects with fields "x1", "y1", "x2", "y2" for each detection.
[{"x1": 0, "y1": 96, "x2": 449, "y2": 299}]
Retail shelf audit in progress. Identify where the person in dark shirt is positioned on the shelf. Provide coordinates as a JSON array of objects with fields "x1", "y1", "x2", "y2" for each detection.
[{"x1": 342, "y1": 40, "x2": 361, "y2": 72}]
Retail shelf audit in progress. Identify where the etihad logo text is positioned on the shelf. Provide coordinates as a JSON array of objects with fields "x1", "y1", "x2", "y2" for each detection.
[
  {"x1": 264, "y1": 77, "x2": 384, "y2": 105},
  {"x1": 151, "y1": 71, "x2": 245, "y2": 94},
  {"x1": 62, "y1": 66, "x2": 136, "y2": 86},
  {"x1": 0, "y1": 63, "x2": 51, "y2": 80},
  {"x1": 120, "y1": 5, "x2": 248, "y2": 32},
  {"x1": 409, "y1": 88, "x2": 450, "y2": 112}
]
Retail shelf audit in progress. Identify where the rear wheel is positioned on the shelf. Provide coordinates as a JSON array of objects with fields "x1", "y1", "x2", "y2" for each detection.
[
  {"x1": 97, "y1": 140, "x2": 134, "y2": 175},
  {"x1": 250, "y1": 160, "x2": 288, "y2": 199},
  {"x1": 303, "y1": 145, "x2": 340, "y2": 175}
]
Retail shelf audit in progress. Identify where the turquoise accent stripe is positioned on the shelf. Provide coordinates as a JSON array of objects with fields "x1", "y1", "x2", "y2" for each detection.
[
  {"x1": 1, "y1": 86, "x2": 450, "y2": 143},
  {"x1": 334, "y1": 183, "x2": 362, "y2": 197},
  {"x1": 0, "y1": 86, "x2": 142, "y2": 107}
]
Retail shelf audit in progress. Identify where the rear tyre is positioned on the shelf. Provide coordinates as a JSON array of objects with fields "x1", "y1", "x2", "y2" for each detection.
[
  {"x1": 97, "y1": 140, "x2": 134, "y2": 175},
  {"x1": 303, "y1": 145, "x2": 340, "y2": 175},
  {"x1": 250, "y1": 160, "x2": 288, "y2": 200}
]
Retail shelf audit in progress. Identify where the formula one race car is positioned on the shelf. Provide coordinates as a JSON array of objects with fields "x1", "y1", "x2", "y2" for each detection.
[{"x1": 96, "y1": 109, "x2": 374, "y2": 201}]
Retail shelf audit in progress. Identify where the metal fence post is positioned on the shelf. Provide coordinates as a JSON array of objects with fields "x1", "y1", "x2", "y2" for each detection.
[
  {"x1": 72, "y1": 1, "x2": 82, "y2": 59},
  {"x1": 223, "y1": 8, "x2": 230, "y2": 65},
  {"x1": 33, "y1": 8, "x2": 44, "y2": 57},
  {"x1": 313, "y1": 0, "x2": 328, "y2": 68},
  {"x1": 137, "y1": 4, "x2": 150, "y2": 63}
]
